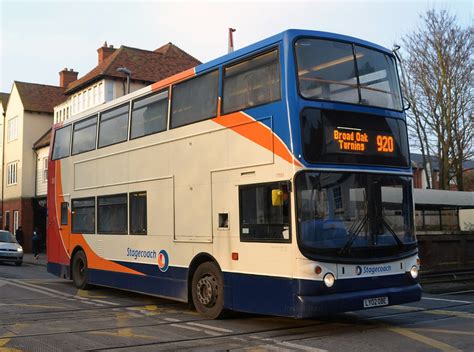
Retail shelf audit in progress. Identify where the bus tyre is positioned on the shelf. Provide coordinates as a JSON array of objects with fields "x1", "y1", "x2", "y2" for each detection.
[
  {"x1": 72, "y1": 251, "x2": 90, "y2": 290},
  {"x1": 192, "y1": 262, "x2": 224, "y2": 319}
]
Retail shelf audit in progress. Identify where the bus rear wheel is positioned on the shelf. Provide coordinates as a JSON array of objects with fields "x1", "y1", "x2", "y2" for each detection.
[
  {"x1": 191, "y1": 262, "x2": 224, "y2": 319},
  {"x1": 72, "y1": 251, "x2": 90, "y2": 290}
]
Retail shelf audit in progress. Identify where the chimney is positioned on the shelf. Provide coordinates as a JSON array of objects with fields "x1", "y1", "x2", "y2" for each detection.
[
  {"x1": 59, "y1": 68, "x2": 78, "y2": 88},
  {"x1": 97, "y1": 41, "x2": 116, "y2": 64}
]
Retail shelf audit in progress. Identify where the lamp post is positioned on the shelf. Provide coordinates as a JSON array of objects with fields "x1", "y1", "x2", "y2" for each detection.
[{"x1": 116, "y1": 67, "x2": 132, "y2": 94}]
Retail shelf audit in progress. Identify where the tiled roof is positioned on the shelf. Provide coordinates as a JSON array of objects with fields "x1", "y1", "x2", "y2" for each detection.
[
  {"x1": 0, "y1": 92, "x2": 10, "y2": 111},
  {"x1": 65, "y1": 43, "x2": 201, "y2": 94},
  {"x1": 15, "y1": 82, "x2": 66, "y2": 113},
  {"x1": 33, "y1": 128, "x2": 52, "y2": 150}
]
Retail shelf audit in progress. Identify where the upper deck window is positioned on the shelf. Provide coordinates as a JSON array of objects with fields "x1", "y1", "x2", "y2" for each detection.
[
  {"x1": 223, "y1": 50, "x2": 281, "y2": 114},
  {"x1": 295, "y1": 39, "x2": 402, "y2": 111},
  {"x1": 98, "y1": 104, "x2": 129, "y2": 148},
  {"x1": 72, "y1": 115, "x2": 97, "y2": 155},
  {"x1": 131, "y1": 90, "x2": 168, "y2": 139},
  {"x1": 171, "y1": 70, "x2": 219, "y2": 128},
  {"x1": 52, "y1": 125, "x2": 71, "y2": 160}
]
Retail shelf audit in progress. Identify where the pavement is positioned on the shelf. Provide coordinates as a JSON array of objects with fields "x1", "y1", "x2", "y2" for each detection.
[{"x1": 22, "y1": 252, "x2": 47, "y2": 266}]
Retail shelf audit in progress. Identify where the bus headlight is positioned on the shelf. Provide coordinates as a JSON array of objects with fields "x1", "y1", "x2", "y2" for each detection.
[
  {"x1": 323, "y1": 273, "x2": 335, "y2": 288},
  {"x1": 410, "y1": 265, "x2": 419, "y2": 279}
]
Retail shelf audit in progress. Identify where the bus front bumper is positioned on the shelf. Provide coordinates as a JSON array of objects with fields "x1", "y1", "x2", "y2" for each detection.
[{"x1": 295, "y1": 283, "x2": 422, "y2": 318}]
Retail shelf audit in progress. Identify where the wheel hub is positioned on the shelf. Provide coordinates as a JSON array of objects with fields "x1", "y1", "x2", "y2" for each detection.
[{"x1": 196, "y1": 275, "x2": 217, "y2": 307}]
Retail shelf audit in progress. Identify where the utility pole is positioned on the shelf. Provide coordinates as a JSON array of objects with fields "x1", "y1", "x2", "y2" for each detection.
[{"x1": 228, "y1": 28, "x2": 236, "y2": 53}]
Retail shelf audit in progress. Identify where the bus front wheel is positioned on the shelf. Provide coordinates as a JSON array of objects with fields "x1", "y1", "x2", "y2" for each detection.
[
  {"x1": 72, "y1": 251, "x2": 90, "y2": 290},
  {"x1": 191, "y1": 262, "x2": 224, "y2": 319}
]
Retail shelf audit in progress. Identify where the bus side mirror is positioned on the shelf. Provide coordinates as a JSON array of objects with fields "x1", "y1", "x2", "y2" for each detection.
[{"x1": 272, "y1": 189, "x2": 284, "y2": 206}]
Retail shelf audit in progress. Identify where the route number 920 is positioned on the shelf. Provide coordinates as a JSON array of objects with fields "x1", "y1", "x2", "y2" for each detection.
[{"x1": 376, "y1": 135, "x2": 394, "y2": 153}]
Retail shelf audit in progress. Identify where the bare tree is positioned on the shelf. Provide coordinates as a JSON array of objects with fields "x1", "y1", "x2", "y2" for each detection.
[{"x1": 399, "y1": 10, "x2": 473, "y2": 190}]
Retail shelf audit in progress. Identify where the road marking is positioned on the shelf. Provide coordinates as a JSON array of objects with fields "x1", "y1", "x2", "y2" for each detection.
[
  {"x1": 6, "y1": 279, "x2": 106, "y2": 307},
  {"x1": 0, "y1": 279, "x2": 59, "y2": 298},
  {"x1": 387, "y1": 304, "x2": 474, "y2": 319},
  {"x1": 422, "y1": 297, "x2": 473, "y2": 304},
  {"x1": 90, "y1": 299, "x2": 119, "y2": 306},
  {"x1": 88, "y1": 328, "x2": 156, "y2": 340},
  {"x1": 186, "y1": 322, "x2": 233, "y2": 333},
  {"x1": 170, "y1": 324, "x2": 221, "y2": 336},
  {"x1": 387, "y1": 326, "x2": 461, "y2": 352},
  {"x1": 77, "y1": 289, "x2": 108, "y2": 299},
  {"x1": 10, "y1": 303, "x2": 63, "y2": 309},
  {"x1": 413, "y1": 328, "x2": 474, "y2": 336},
  {"x1": 163, "y1": 317, "x2": 181, "y2": 322},
  {"x1": 443, "y1": 289, "x2": 474, "y2": 295},
  {"x1": 249, "y1": 335, "x2": 328, "y2": 352}
]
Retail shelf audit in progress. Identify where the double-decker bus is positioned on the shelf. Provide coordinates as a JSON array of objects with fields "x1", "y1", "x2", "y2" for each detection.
[{"x1": 47, "y1": 29, "x2": 421, "y2": 319}]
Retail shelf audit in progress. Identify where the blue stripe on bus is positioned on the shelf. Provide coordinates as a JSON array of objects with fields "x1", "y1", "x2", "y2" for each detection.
[{"x1": 47, "y1": 261, "x2": 420, "y2": 318}]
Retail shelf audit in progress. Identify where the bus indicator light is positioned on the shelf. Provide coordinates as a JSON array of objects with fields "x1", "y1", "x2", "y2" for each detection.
[
  {"x1": 314, "y1": 266, "x2": 322, "y2": 275},
  {"x1": 232, "y1": 252, "x2": 239, "y2": 260}
]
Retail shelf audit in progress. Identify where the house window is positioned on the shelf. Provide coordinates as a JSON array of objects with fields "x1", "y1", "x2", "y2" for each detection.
[
  {"x1": 7, "y1": 162, "x2": 18, "y2": 185},
  {"x1": 43, "y1": 157, "x2": 48, "y2": 183},
  {"x1": 7, "y1": 117, "x2": 18, "y2": 142},
  {"x1": 333, "y1": 186, "x2": 343, "y2": 210},
  {"x1": 5, "y1": 211, "x2": 10, "y2": 232},
  {"x1": 13, "y1": 211, "x2": 19, "y2": 231}
]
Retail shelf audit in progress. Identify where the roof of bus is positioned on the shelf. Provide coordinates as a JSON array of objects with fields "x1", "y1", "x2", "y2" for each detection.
[{"x1": 196, "y1": 29, "x2": 393, "y2": 74}]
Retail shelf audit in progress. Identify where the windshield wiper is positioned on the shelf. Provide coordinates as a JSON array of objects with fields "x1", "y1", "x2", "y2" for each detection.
[
  {"x1": 338, "y1": 215, "x2": 368, "y2": 254},
  {"x1": 381, "y1": 218, "x2": 404, "y2": 247}
]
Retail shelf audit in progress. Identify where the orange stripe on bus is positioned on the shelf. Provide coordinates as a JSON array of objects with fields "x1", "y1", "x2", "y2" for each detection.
[
  {"x1": 151, "y1": 68, "x2": 196, "y2": 92},
  {"x1": 54, "y1": 162, "x2": 143, "y2": 276},
  {"x1": 213, "y1": 112, "x2": 302, "y2": 167}
]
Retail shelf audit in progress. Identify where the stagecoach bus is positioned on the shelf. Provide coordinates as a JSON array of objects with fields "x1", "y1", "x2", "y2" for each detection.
[{"x1": 47, "y1": 29, "x2": 421, "y2": 319}]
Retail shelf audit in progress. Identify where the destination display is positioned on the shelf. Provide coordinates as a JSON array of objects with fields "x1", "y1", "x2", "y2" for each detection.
[
  {"x1": 301, "y1": 108, "x2": 410, "y2": 167},
  {"x1": 331, "y1": 128, "x2": 395, "y2": 154}
]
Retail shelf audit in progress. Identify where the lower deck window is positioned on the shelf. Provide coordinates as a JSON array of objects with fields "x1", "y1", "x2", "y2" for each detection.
[
  {"x1": 72, "y1": 198, "x2": 95, "y2": 234},
  {"x1": 239, "y1": 182, "x2": 290, "y2": 242},
  {"x1": 98, "y1": 194, "x2": 127, "y2": 234},
  {"x1": 130, "y1": 192, "x2": 147, "y2": 235}
]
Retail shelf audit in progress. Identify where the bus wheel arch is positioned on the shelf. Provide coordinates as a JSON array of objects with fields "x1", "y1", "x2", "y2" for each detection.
[
  {"x1": 70, "y1": 247, "x2": 91, "y2": 290},
  {"x1": 188, "y1": 253, "x2": 224, "y2": 319}
]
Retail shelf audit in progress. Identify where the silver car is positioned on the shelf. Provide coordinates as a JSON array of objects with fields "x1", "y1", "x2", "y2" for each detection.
[{"x1": 0, "y1": 231, "x2": 23, "y2": 266}]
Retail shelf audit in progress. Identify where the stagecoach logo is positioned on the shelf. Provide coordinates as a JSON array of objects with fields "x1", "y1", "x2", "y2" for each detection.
[
  {"x1": 356, "y1": 264, "x2": 392, "y2": 276},
  {"x1": 157, "y1": 249, "x2": 169, "y2": 272}
]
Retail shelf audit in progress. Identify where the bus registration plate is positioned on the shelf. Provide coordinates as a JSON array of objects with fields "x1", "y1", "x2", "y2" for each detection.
[{"x1": 363, "y1": 296, "x2": 388, "y2": 308}]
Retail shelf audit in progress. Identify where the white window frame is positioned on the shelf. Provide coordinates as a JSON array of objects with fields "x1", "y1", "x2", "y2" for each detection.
[
  {"x1": 43, "y1": 157, "x2": 48, "y2": 183},
  {"x1": 7, "y1": 161, "x2": 18, "y2": 186},
  {"x1": 7, "y1": 117, "x2": 18, "y2": 142},
  {"x1": 13, "y1": 211, "x2": 19, "y2": 231}
]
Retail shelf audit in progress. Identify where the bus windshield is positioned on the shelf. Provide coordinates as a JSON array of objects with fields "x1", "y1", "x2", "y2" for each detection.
[
  {"x1": 295, "y1": 171, "x2": 416, "y2": 261},
  {"x1": 295, "y1": 38, "x2": 402, "y2": 111}
]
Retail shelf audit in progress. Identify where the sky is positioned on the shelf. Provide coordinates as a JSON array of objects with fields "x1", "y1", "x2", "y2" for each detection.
[{"x1": 0, "y1": 0, "x2": 472, "y2": 93}]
